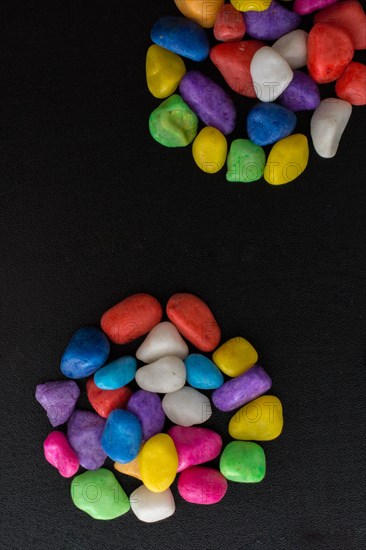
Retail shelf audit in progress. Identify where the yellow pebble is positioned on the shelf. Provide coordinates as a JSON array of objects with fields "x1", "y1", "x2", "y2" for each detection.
[
  {"x1": 114, "y1": 454, "x2": 142, "y2": 480},
  {"x1": 264, "y1": 133, "x2": 309, "y2": 185},
  {"x1": 146, "y1": 45, "x2": 186, "y2": 99},
  {"x1": 192, "y1": 127, "x2": 227, "y2": 174},
  {"x1": 213, "y1": 336, "x2": 258, "y2": 377},
  {"x1": 229, "y1": 395, "x2": 283, "y2": 440},
  {"x1": 139, "y1": 433, "x2": 178, "y2": 493},
  {"x1": 230, "y1": 0, "x2": 272, "y2": 12},
  {"x1": 174, "y1": 0, "x2": 224, "y2": 28}
]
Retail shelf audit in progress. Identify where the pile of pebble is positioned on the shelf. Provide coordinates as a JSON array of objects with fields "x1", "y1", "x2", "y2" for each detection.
[
  {"x1": 36, "y1": 293, "x2": 283, "y2": 522},
  {"x1": 146, "y1": 0, "x2": 366, "y2": 184}
]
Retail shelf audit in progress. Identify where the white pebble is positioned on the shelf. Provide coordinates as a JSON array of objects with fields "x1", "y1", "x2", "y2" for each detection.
[
  {"x1": 135, "y1": 356, "x2": 186, "y2": 393},
  {"x1": 272, "y1": 30, "x2": 308, "y2": 70},
  {"x1": 130, "y1": 485, "x2": 175, "y2": 523},
  {"x1": 311, "y1": 98, "x2": 352, "y2": 158},
  {"x1": 250, "y1": 46, "x2": 293, "y2": 102},
  {"x1": 162, "y1": 386, "x2": 212, "y2": 427},
  {"x1": 136, "y1": 321, "x2": 189, "y2": 363}
]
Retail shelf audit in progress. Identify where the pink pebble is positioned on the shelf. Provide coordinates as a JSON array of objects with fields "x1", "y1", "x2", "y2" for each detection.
[
  {"x1": 178, "y1": 466, "x2": 228, "y2": 505},
  {"x1": 43, "y1": 431, "x2": 79, "y2": 478},
  {"x1": 168, "y1": 426, "x2": 222, "y2": 472}
]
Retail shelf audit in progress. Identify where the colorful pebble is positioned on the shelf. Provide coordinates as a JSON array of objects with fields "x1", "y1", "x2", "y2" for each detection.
[
  {"x1": 136, "y1": 321, "x2": 189, "y2": 363},
  {"x1": 174, "y1": 0, "x2": 224, "y2": 29},
  {"x1": 247, "y1": 103, "x2": 297, "y2": 146},
  {"x1": 314, "y1": 0, "x2": 366, "y2": 50},
  {"x1": 293, "y1": 0, "x2": 338, "y2": 15},
  {"x1": 213, "y1": 336, "x2": 258, "y2": 377},
  {"x1": 135, "y1": 356, "x2": 186, "y2": 393},
  {"x1": 250, "y1": 46, "x2": 293, "y2": 102},
  {"x1": 311, "y1": 98, "x2": 352, "y2": 158},
  {"x1": 244, "y1": 0, "x2": 301, "y2": 41},
  {"x1": 230, "y1": 0, "x2": 272, "y2": 12},
  {"x1": 226, "y1": 139, "x2": 265, "y2": 183},
  {"x1": 192, "y1": 127, "x2": 227, "y2": 174},
  {"x1": 162, "y1": 386, "x2": 212, "y2": 426},
  {"x1": 146, "y1": 45, "x2": 186, "y2": 99},
  {"x1": 272, "y1": 29, "x2": 308, "y2": 70},
  {"x1": 229, "y1": 395, "x2": 284, "y2": 440},
  {"x1": 114, "y1": 452, "x2": 142, "y2": 480},
  {"x1": 335, "y1": 62, "x2": 366, "y2": 106},
  {"x1": 184, "y1": 353, "x2": 224, "y2": 389},
  {"x1": 149, "y1": 94, "x2": 199, "y2": 147},
  {"x1": 151, "y1": 16, "x2": 210, "y2": 62},
  {"x1": 214, "y1": 3, "x2": 246, "y2": 42},
  {"x1": 86, "y1": 378, "x2": 132, "y2": 418},
  {"x1": 60, "y1": 327, "x2": 110, "y2": 379},
  {"x1": 43, "y1": 431, "x2": 79, "y2": 478},
  {"x1": 35, "y1": 380, "x2": 80, "y2": 427},
  {"x1": 220, "y1": 441, "x2": 266, "y2": 482},
  {"x1": 130, "y1": 485, "x2": 175, "y2": 523},
  {"x1": 139, "y1": 433, "x2": 178, "y2": 493},
  {"x1": 168, "y1": 426, "x2": 223, "y2": 472},
  {"x1": 277, "y1": 70, "x2": 320, "y2": 112},
  {"x1": 94, "y1": 355, "x2": 137, "y2": 390},
  {"x1": 101, "y1": 409, "x2": 142, "y2": 463},
  {"x1": 67, "y1": 410, "x2": 107, "y2": 470},
  {"x1": 264, "y1": 133, "x2": 309, "y2": 185},
  {"x1": 127, "y1": 390, "x2": 165, "y2": 441},
  {"x1": 178, "y1": 466, "x2": 228, "y2": 504}
]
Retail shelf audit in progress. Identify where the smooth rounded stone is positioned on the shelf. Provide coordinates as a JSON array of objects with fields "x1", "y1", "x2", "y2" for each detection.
[
  {"x1": 293, "y1": 0, "x2": 338, "y2": 15},
  {"x1": 184, "y1": 354, "x2": 224, "y2": 389},
  {"x1": 150, "y1": 16, "x2": 210, "y2": 62},
  {"x1": 35, "y1": 380, "x2": 80, "y2": 427},
  {"x1": 214, "y1": 3, "x2": 246, "y2": 42},
  {"x1": 139, "y1": 433, "x2": 178, "y2": 493},
  {"x1": 94, "y1": 356, "x2": 137, "y2": 390},
  {"x1": 149, "y1": 94, "x2": 199, "y2": 147},
  {"x1": 43, "y1": 431, "x2": 79, "y2": 478},
  {"x1": 192, "y1": 127, "x2": 228, "y2": 174},
  {"x1": 166, "y1": 293, "x2": 221, "y2": 352},
  {"x1": 135, "y1": 356, "x2": 186, "y2": 393},
  {"x1": 210, "y1": 40, "x2": 265, "y2": 98},
  {"x1": 226, "y1": 139, "x2": 265, "y2": 183},
  {"x1": 272, "y1": 30, "x2": 308, "y2": 70},
  {"x1": 264, "y1": 133, "x2": 309, "y2": 185},
  {"x1": 174, "y1": 0, "x2": 224, "y2": 28},
  {"x1": 115, "y1": 451, "x2": 142, "y2": 480},
  {"x1": 130, "y1": 485, "x2": 175, "y2": 523},
  {"x1": 278, "y1": 70, "x2": 320, "y2": 112},
  {"x1": 67, "y1": 410, "x2": 107, "y2": 470},
  {"x1": 212, "y1": 365, "x2": 272, "y2": 412},
  {"x1": 314, "y1": 0, "x2": 366, "y2": 50},
  {"x1": 101, "y1": 409, "x2": 142, "y2": 463},
  {"x1": 231, "y1": 0, "x2": 272, "y2": 11},
  {"x1": 146, "y1": 45, "x2": 186, "y2": 99},
  {"x1": 127, "y1": 390, "x2": 165, "y2": 441},
  {"x1": 162, "y1": 387, "x2": 212, "y2": 426},
  {"x1": 86, "y1": 378, "x2": 132, "y2": 419},
  {"x1": 250, "y1": 46, "x2": 293, "y2": 102},
  {"x1": 336, "y1": 62, "x2": 366, "y2": 106},
  {"x1": 136, "y1": 321, "x2": 189, "y2": 363},
  {"x1": 213, "y1": 336, "x2": 258, "y2": 377},
  {"x1": 101, "y1": 293, "x2": 163, "y2": 345},
  {"x1": 179, "y1": 71, "x2": 237, "y2": 135},
  {"x1": 178, "y1": 466, "x2": 228, "y2": 504},
  {"x1": 229, "y1": 395, "x2": 284, "y2": 440},
  {"x1": 60, "y1": 327, "x2": 110, "y2": 379},
  {"x1": 219, "y1": 441, "x2": 266, "y2": 483},
  {"x1": 310, "y1": 98, "x2": 352, "y2": 158},
  {"x1": 247, "y1": 103, "x2": 297, "y2": 146},
  {"x1": 244, "y1": 1, "x2": 301, "y2": 41},
  {"x1": 168, "y1": 426, "x2": 223, "y2": 472},
  {"x1": 307, "y1": 23, "x2": 354, "y2": 84},
  {"x1": 71, "y1": 468, "x2": 130, "y2": 520}
]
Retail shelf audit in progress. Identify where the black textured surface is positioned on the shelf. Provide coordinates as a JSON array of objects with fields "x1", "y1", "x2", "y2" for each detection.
[{"x1": 1, "y1": 1, "x2": 366, "y2": 549}]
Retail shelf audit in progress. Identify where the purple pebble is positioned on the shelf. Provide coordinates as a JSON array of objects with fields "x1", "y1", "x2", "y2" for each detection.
[
  {"x1": 278, "y1": 70, "x2": 321, "y2": 112},
  {"x1": 179, "y1": 71, "x2": 236, "y2": 135},
  {"x1": 67, "y1": 410, "x2": 107, "y2": 470},
  {"x1": 212, "y1": 365, "x2": 272, "y2": 412},
  {"x1": 127, "y1": 390, "x2": 165, "y2": 441},
  {"x1": 244, "y1": 1, "x2": 301, "y2": 41},
  {"x1": 35, "y1": 380, "x2": 80, "y2": 427}
]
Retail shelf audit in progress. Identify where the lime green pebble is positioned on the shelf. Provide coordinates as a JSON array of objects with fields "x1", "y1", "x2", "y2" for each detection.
[
  {"x1": 71, "y1": 468, "x2": 130, "y2": 520},
  {"x1": 219, "y1": 441, "x2": 266, "y2": 483},
  {"x1": 149, "y1": 94, "x2": 198, "y2": 148},
  {"x1": 226, "y1": 139, "x2": 265, "y2": 182}
]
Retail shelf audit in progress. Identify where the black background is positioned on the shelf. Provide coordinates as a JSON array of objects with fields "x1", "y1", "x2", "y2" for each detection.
[{"x1": 1, "y1": 1, "x2": 365, "y2": 549}]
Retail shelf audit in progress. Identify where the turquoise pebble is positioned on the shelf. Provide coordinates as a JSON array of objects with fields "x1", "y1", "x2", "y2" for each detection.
[
  {"x1": 101, "y1": 409, "x2": 142, "y2": 463},
  {"x1": 94, "y1": 355, "x2": 137, "y2": 390},
  {"x1": 247, "y1": 102, "x2": 297, "y2": 146},
  {"x1": 151, "y1": 16, "x2": 210, "y2": 62},
  {"x1": 184, "y1": 353, "x2": 224, "y2": 390},
  {"x1": 60, "y1": 327, "x2": 110, "y2": 379}
]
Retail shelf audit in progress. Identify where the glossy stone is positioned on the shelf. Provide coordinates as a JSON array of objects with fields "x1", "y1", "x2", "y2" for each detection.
[
  {"x1": 192, "y1": 127, "x2": 228, "y2": 174},
  {"x1": 213, "y1": 336, "x2": 258, "y2": 377},
  {"x1": 94, "y1": 356, "x2": 137, "y2": 390},
  {"x1": 311, "y1": 98, "x2": 352, "y2": 158},
  {"x1": 220, "y1": 441, "x2": 266, "y2": 482},
  {"x1": 139, "y1": 433, "x2": 178, "y2": 493},
  {"x1": 229, "y1": 395, "x2": 284, "y2": 440},
  {"x1": 43, "y1": 431, "x2": 79, "y2": 478},
  {"x1": 168, "y1": 426, "x2": 223, "y2": 472},
  {"x1": 184, "y1": 353, "x2": 224, "y2": 389},
  {"x1": 146, "y1": 45, "x2": 186, "y2": 99},
  {"x1": 178, "y1": 466, "x2": 228, "y2": 504},
  {"x1": 264, "y1": 134, "x2": 309, "y2": 185}
]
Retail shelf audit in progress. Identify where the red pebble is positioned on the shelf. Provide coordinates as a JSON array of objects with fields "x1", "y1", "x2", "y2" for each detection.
[
  {"x1": 166, "y1": 293, "x2": 221, "y2": 352},
  {"x1": 214, "y1": 4, "x2": 246, "y2": 42},
  {"x1": 86, "y1": 378, "x2": 132, "y2": 418},
  {"x1": 314, "y1": 0, "x2": 366, "y2": 50},
  {"x1": 335, "y1": 62, "x2": 366, "y2": 105},
  {"x1": 210, "y1": 41, "x2": 265, "y2": 98},
  {"x1": 307, "y1": 23, "x2": 354, "y2": 84},
  {"x1": 101, "y1": 293, "x2": 163, "y2": 344}
]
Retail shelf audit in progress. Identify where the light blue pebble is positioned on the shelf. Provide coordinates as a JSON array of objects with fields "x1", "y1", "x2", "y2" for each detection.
[
  {"x1": 60, "y1": 327, "x2": 110, "y2": 379},
  {"x1": 151, "y1": 16, "x2": 209, "y2": 62},
  {"x1": 247, "y1": 103, "x2": 297, "y2": 146},
  {"x1": 184, "y1": 354, "x2": 224, "y2": 390},
  {"x1": 94, "y1": 356, "x2": 137, "y2": 390},
  {"x1": 101, "y1": 410, "x2": 142, "y2": 463}
]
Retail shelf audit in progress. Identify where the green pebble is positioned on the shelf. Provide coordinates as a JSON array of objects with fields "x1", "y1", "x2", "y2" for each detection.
[
  {"x1": 226, "y1": 139, "x2": 265, "y2": 182},
  {"x1": 219, "y1": 441, "x2": 266, "y2": 483},
  {"x1": 149, "y1": 94, "x2": 198, "y2": 147},
  {"x1": 71, "y1": 468, "x2": 130, "y2": 520}
]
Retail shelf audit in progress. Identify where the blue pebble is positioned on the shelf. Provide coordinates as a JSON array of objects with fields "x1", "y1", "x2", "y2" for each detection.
[
  {"x1": 151, "y1": 16, "x2": 209, "y2": 62},
  {"x1": 94, "y1": 355, "x2": 137, "y2": 390},
  {"x1": 184, "y1": 354, "x2": 224, "y2": 390},
  {"x1": 101, "y1": 410, "x2": 142, "y2": 463},
  {"x1": 60, "y1": 327, "x2": 110, "y2": 379},
  {"x1": 247, "y1": 103, "x2": 297, "y2": 146}
]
